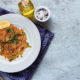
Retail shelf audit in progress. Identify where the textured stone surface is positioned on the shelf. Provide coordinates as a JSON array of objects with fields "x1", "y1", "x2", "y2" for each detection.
[{"x1": 0, "y1": 0, "x2": 80, "y2": 80}]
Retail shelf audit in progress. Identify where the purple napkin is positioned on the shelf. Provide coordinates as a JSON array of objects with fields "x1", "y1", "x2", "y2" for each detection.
[{"x1": 0, "y1": 7, "x2": 54, "y2": 80}]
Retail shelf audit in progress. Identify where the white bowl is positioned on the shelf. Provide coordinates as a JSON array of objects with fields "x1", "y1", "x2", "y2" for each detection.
[{"x1": 35, "y1": 6, "x2": 50, "y2": 22}]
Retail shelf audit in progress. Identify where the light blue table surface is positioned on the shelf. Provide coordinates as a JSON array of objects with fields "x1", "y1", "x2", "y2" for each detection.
[{"x1": 0, "y1": 0, "x2": 80, "y2": 80}]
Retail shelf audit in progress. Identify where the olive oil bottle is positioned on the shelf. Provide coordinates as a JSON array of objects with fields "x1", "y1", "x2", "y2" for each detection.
[{"x1": 18, "y1": 0, "x2": 34, "y2": 18}]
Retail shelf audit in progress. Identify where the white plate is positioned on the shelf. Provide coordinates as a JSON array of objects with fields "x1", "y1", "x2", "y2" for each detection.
[{"x1": 0, "y1": 14, "x2": 41, "y2": 73}]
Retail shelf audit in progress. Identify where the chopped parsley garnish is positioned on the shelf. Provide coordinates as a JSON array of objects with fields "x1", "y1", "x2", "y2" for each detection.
[
  {"x1": 16, "y1": 41, "x2": 18, "y2": 45},
  {"x1": 8, "y1": 41, "x2": 15, "y2": 45},
  {"x1": 19, "y1": 34, "x2": 22, "y2": 36},
  {"x1": 7, "y1": 28, "x2": 11, "y2": 33},
  {"x1": 8, "y1": 35, "x2": 18, "y2": 45},
  {"x1": 8, "y1": 35, "x2": 12, "y2": 40},
  {"x1": 12, "y1": 36, "x2": 18, "y2": 41},
  {"x1": 4, "y1": 39, "x2": 6, "y2": 42},
  {"x1": 2, "y1": 45, "x2": 4, "y2": 51},
  {"x1": 11, "y1": 42, "x2": 15, "y2": 45},
  {"x1": 22, "y1": 47, "x2": 24, "y2": 50},
  {"x1": 8, "y1": 41, "x2": 12, "y2": 44},
  {"x1": 9, "y1": 55, "x2": 16, "y2": 61},
  {"x1": 19, "y1": 33, "x2": 25, "y2": 36},
  {"x1": 14, "y1": 32, "x2": 17, "y2": 36},
  {"x1": 9, "y1": 57, "x2": 13, "y2": 61}
]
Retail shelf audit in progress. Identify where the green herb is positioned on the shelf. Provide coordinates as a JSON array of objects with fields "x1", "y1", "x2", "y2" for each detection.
[
  {"x1": 19, "y1": 34, "x2": 22, "y2": 36},
  {"x1": 11, "y1": 42, "x2": 15, "y2": 45},
  {"x1": 20, "y1": 34, "x2": 23, "y2": 36},
  {"x1": 8, "y1": 35, "x2": 12, "y2": 40},
  {"x1": 20, "y1": 33, "x2": 25, "y2": 36},
  {"x1": 9, "y1": 57, "x2": 13, "y2": 61},
  {"x1": 2, "y1": 45, "x2": 4, "y2": 51},
  {"x1": 15, "y1": 38, "x2": 18, "y2": 42},
  {"x1": 22, "y1": 47, "x2": 24, "y2": 50},
  {"x1": 12, "y1": 36, "x2": 14, "y2": 39},
  {"x1": 7, "y1": 28, "x2": 11, "y2": 33},
  {"x1": 14, "y1": 32, "x2": 17, "y2": 36},
  {"x1": 8, "y1": 41, "x2": 15, "y2": 45},
  {"x1": 8, "y1": 41, "x2": 13, "y2": 44},
  {"x1": 9, "y1": 35, "x2": 11, "y2": 38},
  {"x1": 9, "y1": 55, "x2": 16, "y2": 61},
  {"x1": 12, "y1": 54, "x2": 16, "y2": 56},
  {"x1": 12, "y1": 36, "x2": 18, "y2": 41},
  {"x1": 16, "y1": 41, "x2": 18, "y2": 45},
  {"x1": 4, "y1": 39, "x2": 6, "y2": 42}
]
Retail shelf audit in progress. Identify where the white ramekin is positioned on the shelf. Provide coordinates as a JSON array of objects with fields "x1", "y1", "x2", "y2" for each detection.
[{"x1": 35, "y1": 6, "x2": 50, "y2": 22}]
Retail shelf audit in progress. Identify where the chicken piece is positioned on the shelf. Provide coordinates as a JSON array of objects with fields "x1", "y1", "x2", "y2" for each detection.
[{"x1": 0, "y1": 24, "x2": 24, "y2": 42}]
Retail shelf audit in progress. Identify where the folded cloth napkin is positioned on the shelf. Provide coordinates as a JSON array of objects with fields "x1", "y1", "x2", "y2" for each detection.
[{"x1": 0, "y1": 7, "x2": 54, "y2": 80}]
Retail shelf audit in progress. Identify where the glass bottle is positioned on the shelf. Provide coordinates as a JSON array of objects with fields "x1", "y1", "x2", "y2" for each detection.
[{"x1": 18, "y1": 0, "x2": 34, "y2": 19}]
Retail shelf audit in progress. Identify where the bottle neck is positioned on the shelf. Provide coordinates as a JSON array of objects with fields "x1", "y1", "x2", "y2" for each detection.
[{"x1": 21, "y1": 0, "x2": 30, "y2": 7}]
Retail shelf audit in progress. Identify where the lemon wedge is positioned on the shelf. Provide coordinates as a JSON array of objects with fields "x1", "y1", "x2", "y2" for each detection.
[{"x1": 0, "y1": 20, "x2": 10, "y2": 29}]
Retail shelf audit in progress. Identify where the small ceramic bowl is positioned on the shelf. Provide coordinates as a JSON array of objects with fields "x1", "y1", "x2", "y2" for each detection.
[{"x1": 35, "y1": 6, "x2": 50, "y2": 22}]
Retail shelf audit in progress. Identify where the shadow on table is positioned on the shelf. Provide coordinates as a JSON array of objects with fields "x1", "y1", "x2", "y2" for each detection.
[{"x1": 32, "y1": 18, "x2": 54, "y2": 31}]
